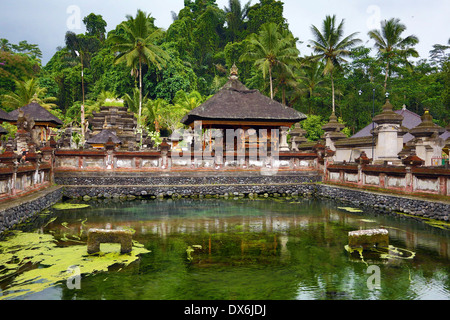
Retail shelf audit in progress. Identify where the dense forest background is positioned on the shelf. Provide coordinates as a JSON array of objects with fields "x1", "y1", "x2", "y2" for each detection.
[{"x1": 1, "y1": 0, "x2": 449, "y2": 141}]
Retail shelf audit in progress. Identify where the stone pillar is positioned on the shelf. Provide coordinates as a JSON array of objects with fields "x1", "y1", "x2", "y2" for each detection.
[
  {"x1": 214, "y1": 129, "x2": 224, "y2": 167},
  {"x1": 321, "y1": 112, "x2": 347, "y2": 156},
  {"x1": 372, "y1": 100, "x2": 404, "y2": 165},
  {"x1": 289, "y1": 123, "x2": 307, "y2": 151},
  {"x1": 279, "y1": 127, "x2": 290, "y2": 152},
  {"x1": 405, "y1": 166, "x2": 413, "y2": 193},
  {"x1": 409, "y1": 110, "x2": 445, "y2": 166}
]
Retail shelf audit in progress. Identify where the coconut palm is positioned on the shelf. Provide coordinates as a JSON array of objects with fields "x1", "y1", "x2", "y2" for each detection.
[
  {"x1": 310, "y1": 15, "x2": 361, "y2": 114},
  {"x1": 240, "y1": 22, "x2": 300, "y2": 100},
  {"x1": 296, "y1": 57, "x2": 328, "y2": 114},
  {"x1": 368, "y1": 18, "x2": 419, "y2": 92},
  {"x1": 143, "y1": 98, "x2": 168, "y2": 133},
  {"x1": 1, "y1": 78, "x2": 57, "y2": 111},
  {"x1": 223, "y1": 0, "x2": 251, "y2": 41},
  {"x1": 109, "y1": 9, "x2": 170, "y2": 130}
]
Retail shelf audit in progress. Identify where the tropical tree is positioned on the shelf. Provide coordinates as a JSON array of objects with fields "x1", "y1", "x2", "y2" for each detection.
[
  {"x1": 223, "y1": 0, "x2": 251, "y2": 42},
  {"x1": 123, "y1": 87, "x2": 143, "y2": 115},
  {"x1": 173, "y1": 90, "x2": 205, "y2": 111},
  {"x1": 109, "y1": 9, "x2": 170, "y2": 130},
  {"x1": 143, "y1": 98, "x2": 169, "y2": 132},
  {"x1": 296, "y1": 56, "x2": 328, "y2": 114},
  {"x1": 310, "y1": 15, "x2": 361, "y2": 114},
  {"x1": 368, "y1": 18, "x2": 419, "y2": 92},
  {"x1": 1, "y1": 78, "x2": 57, "y2": 111},
  {"x1": 240, "y1": 22, "x2": 300, "y2": 100}
]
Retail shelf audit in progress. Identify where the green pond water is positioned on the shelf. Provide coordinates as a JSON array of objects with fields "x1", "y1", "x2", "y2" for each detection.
[{"x1": 0, "y1": 197, "x2": 449, "y2": 300}]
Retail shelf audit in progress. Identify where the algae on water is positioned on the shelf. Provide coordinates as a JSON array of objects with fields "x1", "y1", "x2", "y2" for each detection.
[
  {"x1": 0, "y1": 231, "x2": 149, "y2": 300},
  {"x1": 338, "y1": 207, "x2": 363, "y2": 213},
  {"x1": 52, "y1": 203, "x2": 90, "y2": 210}
]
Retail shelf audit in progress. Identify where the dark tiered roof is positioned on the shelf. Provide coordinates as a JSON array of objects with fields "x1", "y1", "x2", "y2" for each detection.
[
  {"x1": 181, "y1": 70, "x2": 306, "y2": 126},
  {"x1": 86, "y1": 129, "x2": 122, "y2": 145},
  {"x1": 352, "y1": 105, "x2": 449, "y2": 143},
  {"x1": 0, "y1": 108, "x2": 13, "y2": 122},
  {"x1": 8, "y1": 102, "x2": 63, "y2": 126}
]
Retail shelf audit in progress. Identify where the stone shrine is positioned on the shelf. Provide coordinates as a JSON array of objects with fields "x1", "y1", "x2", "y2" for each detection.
[
  {"x1": 88, "y1": 106, "x2": 137, "y2": 149},
  {"x1": 408, "y1": 109, "x2": 445, "y2": 166}
]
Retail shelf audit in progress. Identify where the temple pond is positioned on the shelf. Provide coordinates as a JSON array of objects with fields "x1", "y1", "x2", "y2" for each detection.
[{"x1": 0, "y1": 197, "x2": 449, "y2": 300}]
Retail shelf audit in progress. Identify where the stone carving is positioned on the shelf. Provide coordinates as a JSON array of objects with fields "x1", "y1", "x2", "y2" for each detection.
[
  {"x1": 87, "y1": 228, "x2": 133, "y2": 254},
  {"x1": 348, "y1": 228, "x2": 389, "y2": 250}
]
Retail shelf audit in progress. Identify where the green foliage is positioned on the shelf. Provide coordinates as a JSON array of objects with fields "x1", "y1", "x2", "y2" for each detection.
[
  {"x1": 246, "y1": 0, "x2": 287, "y2": 35},
  {"x1": 1, "y1": 2, "x2": 446, "y2": 139},
  {"x1": 240, "y1": 22, "x2": 300, "y2": 99},
  {"x1": 1, "y1": 78, "x2": 57, "y2": 111},
  {"x1": 0, "y1": 122, "x2": 17, "y2": 141},
  {"x1": 300, "y1": 114, "x2": 326, "y2": 141},
  {"x1": 83, "y1": 13, "x2": 107, "y2": 41}
]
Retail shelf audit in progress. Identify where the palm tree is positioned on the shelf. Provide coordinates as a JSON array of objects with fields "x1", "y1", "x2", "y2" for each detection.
[
  {"x1": 368, "y1": 18, "x2": 419, "y2": 92},
  {"x1": 1, "y1": 78, "x2": 57, "y2": 111},
  {"x1": 310, "y1": 15, "x2": 361, "y2": 114},
  {"x1": 143, "y1": 98, "x2": 168, "y2": 133},
  {"x1": 109, "y1": 9, "x2": 170, "y2": 130},
  {"x1": 297, "y1": 57, "x2": 328, "y2": 114},
  {"x1": 240, "y1": 22, "x2": 300, "y2": 100},
  {"x1": 173, "y1": 90, "x2": 204, "y2": 111},
  {"x1": 224, "y1": 0, "x2": 251, "y2": 41}
]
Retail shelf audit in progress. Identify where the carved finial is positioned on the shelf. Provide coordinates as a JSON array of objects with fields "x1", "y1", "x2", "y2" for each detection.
[{"x1": 230, "y1": 63, "x2": 238, "y2": 80}]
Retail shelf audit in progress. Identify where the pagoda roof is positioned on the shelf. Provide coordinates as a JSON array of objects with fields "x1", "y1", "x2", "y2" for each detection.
[
  {"x1": 351, "y1": 105, "x2": 449, "y2": 143},
  {"x1": 409, "y1": 109, "x2": 445, "y2": 138},
  {"x1": 86, "y1": 129, "x2": 122, "y2": 145},
  {"x1": 8, "y1": 102, "x2": 63, "y2": 127},
  {"x1": 0, "y1": 108, "x2": 13, "y2": 122},
  {"x1": 181, "y1": 75, "x2": 306, "y2": 126}
]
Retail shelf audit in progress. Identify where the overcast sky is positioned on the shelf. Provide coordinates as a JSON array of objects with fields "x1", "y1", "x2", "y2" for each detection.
[{"x1": 1, "y1": 0, "x2": 449, "y2": 65}]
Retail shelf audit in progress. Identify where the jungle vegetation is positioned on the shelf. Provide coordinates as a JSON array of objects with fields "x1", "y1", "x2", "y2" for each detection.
[{"x1": 0, "y1": 0, "x2": 449, "y2": 139}]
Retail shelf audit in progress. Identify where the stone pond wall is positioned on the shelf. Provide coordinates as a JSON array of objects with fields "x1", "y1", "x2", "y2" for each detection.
[
  {"x1": 0, "y1": 186, "x2": 63, "y2": 234},
  {"x1": 57, "y1": 170, "x2": 449, "y2": 222},
  {"x1": 1, "y1": 169, "x2": 449, "y2": 234},
  {"x1": 325, "y1": 163, "x2": 450, "y2": 197},
  {"x1": 316, "y1": 184, "x2": 449, "y2": 221}
]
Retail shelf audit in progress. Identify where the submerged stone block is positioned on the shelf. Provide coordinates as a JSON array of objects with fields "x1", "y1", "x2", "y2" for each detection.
[
  {"x1": 348, "y1": 228, "x2": 389, "y2": 249},
  {"x1": 87, "y1": 228, "x2": 133, "y2": 254}
]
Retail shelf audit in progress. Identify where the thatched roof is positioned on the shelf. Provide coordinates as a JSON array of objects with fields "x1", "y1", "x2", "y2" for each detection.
[
  {"x1": 86, "y1": 129, "x2": 122, "y2": 145},
  {"x1": 181, "y1": 75, "x2": 306, "y2": 126},
  {"x1": 8, "y1": 102, "x2": 63, "y2": 126},
  {"x1": 0, "y1": 108, "x2": 13, "y2": 122}
]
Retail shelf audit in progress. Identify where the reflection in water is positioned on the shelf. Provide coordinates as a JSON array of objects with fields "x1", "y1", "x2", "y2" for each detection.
[{"x1": 1, "y1": 197, "x2": 449, "y2": 300}]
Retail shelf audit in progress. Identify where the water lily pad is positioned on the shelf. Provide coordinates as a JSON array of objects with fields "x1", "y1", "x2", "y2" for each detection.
[
  {"x1": 0, "y1": 231, "x2": 149, "y2": 300},
  {"x1": 338, "y1": 207, "x2": 363, "y2": 213},
  {"x1": 52, "y1": 203, "x2": 90, "y2": 210}
]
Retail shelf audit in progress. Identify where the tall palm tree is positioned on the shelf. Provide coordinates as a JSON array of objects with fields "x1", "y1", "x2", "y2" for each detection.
[
  {"x1": 368, "y1": 18, "x2": 419, "y2": 92},
  {"x1": 297, "y1": 57, "x2": 327, "y2": 114},
  {"x1": 224, "y1": 0, "x2": 251, "y2": 41},
  {"x1": 109, "y1": 10, "x2": 170, "y2": 130},
  {"x1": 143, "y1": 98, "x2": 168, "y2": 133},
  {"x1": 240, "y1": 22, "x2": 300, "y2": 100},
  {"x1": 310, "y1": 15, "x2": 361, "y2": 114},
  {"x1": 1, "y1": 78, "x2": 57, "y2": 111}
]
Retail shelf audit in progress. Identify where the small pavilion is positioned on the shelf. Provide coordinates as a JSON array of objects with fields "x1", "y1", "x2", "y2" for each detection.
[
  {"x1": 181, "y1": 64, "x2": 306, "y2": 153},
  {"x1": 8, "y1": 102, "x2": 63, "y2": 145}
]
